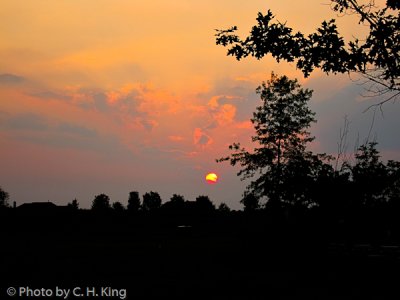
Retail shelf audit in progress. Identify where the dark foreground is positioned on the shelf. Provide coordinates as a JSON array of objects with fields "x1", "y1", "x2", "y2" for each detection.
[{"x1": 1, "y1": 210, "x2": 400, "y2": 299}]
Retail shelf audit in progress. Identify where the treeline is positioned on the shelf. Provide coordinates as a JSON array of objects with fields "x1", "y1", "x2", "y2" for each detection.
[
  {"x1": 75, "y1": 192, "x2": 230, "y2": 213},
  {"x1": 0, "y1": 186, "x2": 230, "y2": 214},
  {"x1": 241, "y1": 141, "x2": 400, "y2": 212}
]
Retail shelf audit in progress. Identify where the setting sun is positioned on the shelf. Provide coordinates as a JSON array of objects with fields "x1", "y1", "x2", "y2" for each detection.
[{"x1": 206, "y1": 173, "x2": 218, "y2": 184}]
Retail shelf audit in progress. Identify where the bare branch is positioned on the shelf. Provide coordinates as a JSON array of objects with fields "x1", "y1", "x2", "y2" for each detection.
[{"x1": 335, "y1": 115, "x2": 350, "y2": 171}]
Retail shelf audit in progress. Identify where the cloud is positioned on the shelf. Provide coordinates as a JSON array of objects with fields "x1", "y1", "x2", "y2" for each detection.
[
  {"x1": 207, "y1": 95, "x2": 239, "y2": 125},
  {"x1": 139, "y1": 118, "x2": 158, "y2": 131},
  {"x1": 0, "y1": 76, "x2": 257, "y2": 164},
  {"x1": 58, "y1": 123, "x2": 97, "y2": 138},
  {"x1": 0, "y1": 73, "x2": 25, "y2": 84},
  {"x1": 235, "y1": 120, "x2": 252, "y2": 129},
  {"x1": 193, "y1": 128, "x2": 212, "y2": 147},
  {"x1": 5, "y1": 113, "x2": 48, "y2": 131},
  {"x1": 29, "y1": 90, "x2": 72, "y2": 101},
  {"x1": 66, "y1": 88, "x2": 111, "y2": 112},
  {"x1": 201, "y1": 78, "x2": 260, "y2": 125},
  {"x1": 214, "y1": 104, "x2": 236, "y2": 126},
  {"x1": 91, "y1": 91, "x2": 109, "y2": 112}
]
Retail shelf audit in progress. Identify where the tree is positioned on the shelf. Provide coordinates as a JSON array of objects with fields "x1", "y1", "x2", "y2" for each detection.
[
  {"x1": 385, "y1": 159, "x2": 400, "y2": 230},
  {"x1": 240, "y1": 193, "x2": 260, "y2": 212},
  {"x1": 112, "y1": 201, "x2": 125, "y2": 212},
  {"x1": 0, "y1": 187, "x2": 10, "y2": 208},
  {"x1": 218, "y1": 74, "x2": 330, "y2": 208},
  {"x1": 162, "y1": 194, "x2": 186, "y2": 211},
  {"x1": 67, "y1": 199, "x2": 79, "y2": 210},
  {"x1": 385, "y1": 159, "x2": 400, "y2": 202},
  {"x1": 349, "y1": 141, "x2": 397, "y2": 246},
  {"x1": 170, "y1": 194, "x2": 185, "y2": 204},
  {"x1": 215, "y1": 0, "x2": 400, "y2": 106},
  {"x1": 195, "y1": 195, "x2": 215, "y2": 212},
  {"x1": 91, "y1": 194, "x2": 111, "y2": 211},
  {"x1": 142, "y1": 191, "x2": 162, "y2": 211},
  {"x1": 218, "y1": 202, "x2": 231, "y2": 212},
  {"x1": 127, "y1": 191, "x2": 141, "y2": 212},
  {"x1": 352, "y1": 141, "x2": 388, "y2": 207}
]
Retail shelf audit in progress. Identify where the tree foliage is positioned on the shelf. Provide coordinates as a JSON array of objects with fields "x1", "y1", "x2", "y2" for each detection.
[
  {"x1": 112, "y1": 201, "x2": 125, "y2": 212},
  {"x1": 195, "y1": 195, "x2": 215, "y2": 211},
  {"x1": 215, "y1": 0, "x2": 400, "y2": 105},
  {"x1": 240, "y1": 193, "x2": 260, "y2": 211},
  {"x1": 67, "y1": 199, "x2": 79, "y2": 210},
  {"x1": 127, "y1": 191, "x2": 141, "y2": 212},
  {"x1": 91, "y1": 194, "x2": 111, "y2": 211},
  {"x1": 142, "y1": 191, "x2": 162, "y2": 211},
  {"x1": 217, "y1": 202, "x2": 231, "y2": 212},
  {"x1": 0, "y1": 186, "x2": 10, "y2": 208},
  {"x1": 170, "y1": 194, "x2": 186, "y2": 204},
  {"x1": 218, "y1": 74, "x2": 332, "y2": 207},
  {"x1": 162, "y1": 194, "x2": 186, "y2": 211},
  {"x1": 352, "y1": 141, "x2": 398, "y2": 206}
]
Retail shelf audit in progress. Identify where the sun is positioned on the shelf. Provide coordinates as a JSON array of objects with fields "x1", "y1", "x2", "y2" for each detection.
[{"x1": 206, "y1": 173, "x2": 218, "y2": 184}]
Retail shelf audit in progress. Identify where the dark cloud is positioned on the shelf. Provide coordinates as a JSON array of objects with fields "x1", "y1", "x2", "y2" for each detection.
[
  {"x1": 140, "y1": 118, "x2": 156, "y2": 131},
  {"x1": 75, "y1": 88, "x2": 144, "y2": 116},
  {"x1": 11, "y1": 130, "x2": 121, "y2": 155},
  {"x1": 213, "y1": 95, "x2": 240, "y2": 107},
  {"x1": 74, "y1": 88, "x2": 109, "y2": 112},
  {"x1": 0, "y1": 73, "x2": 25, "y2": 84},
  {"x1": 203, "y1": 77, "x2": 259, "y2": 123},
  {"x1": 58, "y1": 123, "x2": 97, "y2": 138},
  {"x1": 5, "y1": 113, "x2": 48, "y2": 131},
  {"x1": 29, "y1": 90, "x2": 71, "y2": 101},
  {"x1": 3, "y1": 116, "x2": 120, "y2": 155},
  {"x1": 92, "y1": 92, "x2": 109, "y2": 112},
  {"x1": 198, "y1": 134, "x2": 210, "y2": 145},
  {"x1": 116, "y1": 90, "x2": 143, "y2": 115},
  {"x1": 193, "y1": 128, "x2": 212, "y2": 146}
]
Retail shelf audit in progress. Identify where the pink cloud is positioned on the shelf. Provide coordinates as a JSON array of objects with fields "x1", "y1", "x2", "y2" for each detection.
[
  {"x1": 193, "y1": 128, "x2": 212, "y2": 147},
  {"x1": 235, "y1": 120, "x2": 252, "y2": 129},
  {"x1": 214, "y1": 104, "x2": 236, "y2": 126}
]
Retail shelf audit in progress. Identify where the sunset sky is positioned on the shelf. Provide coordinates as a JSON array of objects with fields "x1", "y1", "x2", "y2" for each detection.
[{"x1": 1, "y1": 0, "x2": 399, "y2": 209}]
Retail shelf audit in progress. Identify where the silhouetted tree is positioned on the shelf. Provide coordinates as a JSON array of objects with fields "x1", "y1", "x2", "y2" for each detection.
[
  {"x1": 91, "y1": 194, "x2": 111, "y2": 211},
  {"x1": 216, "y1": 1, "x2": 400, "y2": 105},
  {"x1": 218, "y1": 74, "x2": 330, "y2": 208},
  {"x1": 352, "y1": 142, "x2": 389, "y2": 207},
  {"x1": 162, "y1": 194, "x2": 186, "y2": 211},
  {"x1": 385, "y1": 159, "x2": 400, "y2": 202},
  {"x1": 142, "y1": 191, "x2": 162, "y2": 211},
  {"x1": 217, "y1": 202, "x2": 231, "y2": 212},
  {"x1": 67, "y1": 199, "x2": 79, "y2": 210},
  {"x1": 0, "y1": 187, "x2": 10, "y2": 208},
  {"x1": 127, "y1": 191, "x2": 141, "y2": 212},
  {"x1": 386, "y1": 159, "x2": 400, "y2": 236},
  {"x1": 170, "y1": 194, "x2": 185, "y2": 204},
  {"x1": 282, "y1": 150, "x2": 334, "y2": 208},
  {"x1": 240, "y1": 193, "x2": 260, "y2": 212},
  {"x1": 112, "y1": 201, "x2": 125, "y2": 212},
  {"x1": 349, "y1": 141, "x2": 396, "y2": 246},
  {"x1": 195, "y1": 195, "x2": 215, "y2": 212}
]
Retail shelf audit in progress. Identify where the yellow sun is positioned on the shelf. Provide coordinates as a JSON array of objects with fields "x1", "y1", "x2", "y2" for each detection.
[{"x1": 206, "y1": 173, "x2": 218, "y2": 184}]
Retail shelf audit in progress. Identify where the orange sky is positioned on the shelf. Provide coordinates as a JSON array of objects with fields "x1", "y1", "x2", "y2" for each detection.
[{"x1": 1, "y1": 0, "x2": 398, "y2": 209}]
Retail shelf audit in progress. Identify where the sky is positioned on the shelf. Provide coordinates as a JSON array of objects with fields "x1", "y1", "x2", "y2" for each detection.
[{"x1": 1, "y1": 0, "x2": 399, "y2": 210}]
